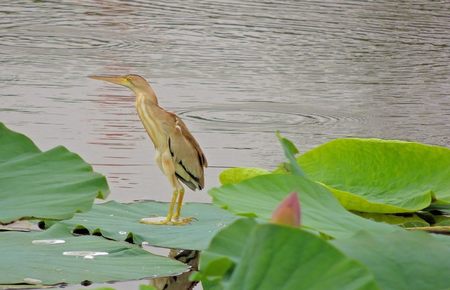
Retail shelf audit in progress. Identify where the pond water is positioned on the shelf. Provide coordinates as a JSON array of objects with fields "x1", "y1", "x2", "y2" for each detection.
[{"x1": 1, "y1": 0, "x2": 449, "y2": 288}]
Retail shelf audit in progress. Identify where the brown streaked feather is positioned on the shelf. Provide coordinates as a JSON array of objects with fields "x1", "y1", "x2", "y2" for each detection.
[
  {"x1": 174, "y1": 116, "x2": 208, "y2": 168},
  {"x1": 164, "y1": 112, "x2": 207, "y2": 190}
]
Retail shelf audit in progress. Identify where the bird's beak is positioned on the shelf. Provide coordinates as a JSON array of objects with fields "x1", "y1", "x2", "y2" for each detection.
[{"x1": 88, "y1": 75, "x2": 128, "y2": 86}]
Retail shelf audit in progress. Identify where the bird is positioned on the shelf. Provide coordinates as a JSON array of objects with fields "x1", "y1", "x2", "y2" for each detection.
[{"x1": 89, "y1": 74, "x2": 207, "y2": 225}]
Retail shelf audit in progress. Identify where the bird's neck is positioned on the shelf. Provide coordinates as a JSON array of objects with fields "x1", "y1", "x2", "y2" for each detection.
[
  {"x1": 134, "y1": 86, "x2": 161, "y2": 148},
  {"x1": 133, "y1": 83, "x2": 158, "y2": 105}
]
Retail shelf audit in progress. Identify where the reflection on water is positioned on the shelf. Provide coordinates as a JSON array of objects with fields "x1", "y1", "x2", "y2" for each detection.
[{"x1": 1, "y1": 0, "x2": 449, "y2": 204}]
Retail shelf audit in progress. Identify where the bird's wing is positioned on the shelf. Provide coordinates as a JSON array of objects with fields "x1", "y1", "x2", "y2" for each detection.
[{"x1": 165, "y1": 113, "x2": 207, "y2": 190}]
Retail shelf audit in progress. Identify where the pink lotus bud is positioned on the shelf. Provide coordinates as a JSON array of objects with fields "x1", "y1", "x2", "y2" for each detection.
[{"x1": 271, "y1": 192, "x2": 301, "y2": 227}]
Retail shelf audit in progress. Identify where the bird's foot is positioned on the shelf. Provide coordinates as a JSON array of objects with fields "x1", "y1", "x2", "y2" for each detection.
[
  {"x1": 172, "y1": 216, "x2": 194, "y2": 225},
  {"x1": 139, "y1": 216, "x2": 193, "y2": 226}
]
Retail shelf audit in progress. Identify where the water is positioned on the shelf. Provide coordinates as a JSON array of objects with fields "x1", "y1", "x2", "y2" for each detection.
[
  {"x1": 62, "y1": 251, "x2": 109, "y2": 259},
  {"x1": 1, "y1": 0, "x2": 449, "y2": 288},
  {"x1": 32, "y1": 239, "x2": 66, "y2": 245}
]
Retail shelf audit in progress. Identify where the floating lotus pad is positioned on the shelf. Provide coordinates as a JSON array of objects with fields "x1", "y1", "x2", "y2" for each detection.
[
  {"x1": 46, "y1": 200, "x2": 237, "y2": 250},
  {"x1": 0, "y1": 225, "x2": 187, "y2": 286},
  {"x1": 0, "y1": 123, "x2": 109, "y2": 223},
  {"x1": 297, "y1": 138, "x2": 450, "y2": 213}
]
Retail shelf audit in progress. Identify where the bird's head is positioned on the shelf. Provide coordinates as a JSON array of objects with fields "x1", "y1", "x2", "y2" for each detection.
[{"x1": 89, "y1": 74, "x2": 150, "y2": 92}]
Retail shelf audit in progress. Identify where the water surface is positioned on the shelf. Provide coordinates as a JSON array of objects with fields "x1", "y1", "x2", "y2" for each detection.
[{"x1": 1, "y1": 0, "x2": 449, "y2": 223}]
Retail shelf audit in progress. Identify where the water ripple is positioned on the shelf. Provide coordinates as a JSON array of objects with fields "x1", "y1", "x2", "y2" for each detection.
[{"x1": 178, "y1": 103, "x2": 365, "y2": 132}]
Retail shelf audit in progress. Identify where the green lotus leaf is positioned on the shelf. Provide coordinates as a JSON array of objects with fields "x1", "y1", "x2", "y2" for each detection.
[
  {"x1": 0, "y1": 123, "x2": 109, "y2": 223},
  {"x1": 297, "y1": 138, "x2": 450, "y2": 213},
  {"x1": 0, "y1": 224, "x2": 187, "y2": 286},
  {"x1": 219, "y1": 167, "x2": 270, "y2": 185},
  {"x1": 198, "y1": 219, "x2": 380, "y2": 290},
  {"x1": 45, "y1": 201, "x2": 236, "y2": 250},
  {"x1": 209, "y1": 174, "x2": 395, "y2": 239},
  {"x1": 333, "y1": 230, "x2": 450, "y2": 290}
]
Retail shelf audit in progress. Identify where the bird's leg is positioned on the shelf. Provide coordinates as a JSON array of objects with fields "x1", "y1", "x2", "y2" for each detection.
[
  {"x1": 141, "y1": 179, "x2": 180, "y2": 225},
  {"x1": 165, "y1": 187, "x2": 179, "y2": 223},
  {"x1": 140, "y1": 186, "x2": 180, "y2": 225},
  {"x1": 151, "y1": 186, "x2": 191, "y2": 225},
  {"x1": 141, "y1": 155, "x2": 191, "y2": 225},
  {"x1": 174, "y1": 187, "x2": 185, "y2": 220},
  {"x1": 140, "y1": 151, "x2": 192, "y2": 225},
  {"x1": 172, "y1": 186, "x2": 193, "y2": 225}
]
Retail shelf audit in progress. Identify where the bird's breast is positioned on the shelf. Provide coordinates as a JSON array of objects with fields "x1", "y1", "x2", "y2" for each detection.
[{"x1": 135, "y1": 99, "x2": 165, "y2": 148}]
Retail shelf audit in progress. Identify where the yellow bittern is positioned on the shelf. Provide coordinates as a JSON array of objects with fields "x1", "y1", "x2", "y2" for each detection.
[{"x1": 89, "y1": 74, "x2": 207, "y2": 225}]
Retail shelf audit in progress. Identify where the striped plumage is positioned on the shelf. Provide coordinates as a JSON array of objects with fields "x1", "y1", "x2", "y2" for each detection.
[
  {"x1": 89, "y1": 74, "x2": 207, "y2": 224},
  {"x1": 133, "y1": 80, "x2": 207, "y2": 190}
]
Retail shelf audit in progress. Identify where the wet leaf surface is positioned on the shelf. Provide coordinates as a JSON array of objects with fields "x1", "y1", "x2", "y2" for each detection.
[
  {"x1": 0, "y1": 225, "x2": 187, "y2": 286},
  {"x1": 44, "y1": 201, "x2": 236, "y2": 250}
]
